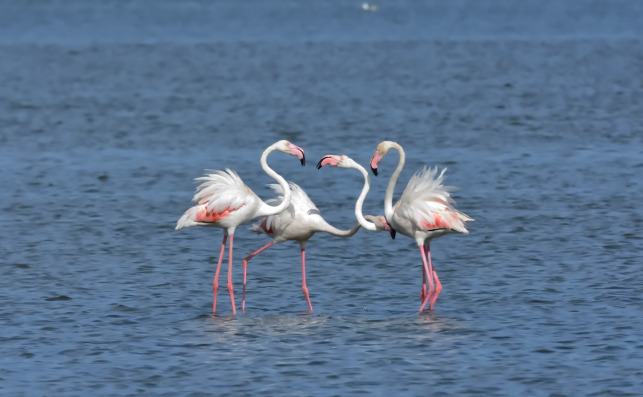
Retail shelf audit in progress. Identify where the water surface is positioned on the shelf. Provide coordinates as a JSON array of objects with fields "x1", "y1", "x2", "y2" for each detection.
[{"x1": 1, "y1": 1, "x2": 642, "y2": 396}]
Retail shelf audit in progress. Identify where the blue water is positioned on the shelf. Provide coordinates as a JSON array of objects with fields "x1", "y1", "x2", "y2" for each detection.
[{"x1": 1, "y1": 1, "x2": 642, "y2": 395}]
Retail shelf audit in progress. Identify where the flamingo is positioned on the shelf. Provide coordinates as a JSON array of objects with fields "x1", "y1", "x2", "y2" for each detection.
[
  {"x1": 369, "y1": 141, "x2": 473, "y2": 311},
  {"x1": 175, "y1": 140, "x2": 305, "y2": 315},
  {"x1": 241, "y1": 182, "x2": 363, "y2": 312}
]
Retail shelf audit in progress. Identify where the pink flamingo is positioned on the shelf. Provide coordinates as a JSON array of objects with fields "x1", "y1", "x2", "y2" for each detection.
[
  {"x1": 241, "y1": 182, "x2": 363, "y2": 312},
  {"x1": 175, "y1": 140, "x2": 305, "y2": 315},
  {"x1": 370, "y1": 141, "x2": 473, "y2": 311}
]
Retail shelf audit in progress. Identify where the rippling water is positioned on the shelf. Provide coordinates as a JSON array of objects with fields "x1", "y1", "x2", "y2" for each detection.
[{"x1": 1, "y1": 1, "x2": 642, "y2": 395}]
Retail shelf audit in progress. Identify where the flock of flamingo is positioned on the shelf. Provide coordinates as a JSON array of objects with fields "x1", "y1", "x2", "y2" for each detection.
[{"x1": 176, "y1": 140, "x2": 472, "y2": 314}]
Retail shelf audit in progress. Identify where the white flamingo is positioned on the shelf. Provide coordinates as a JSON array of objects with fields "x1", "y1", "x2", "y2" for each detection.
[
  {"x1": 175, "y1": 140, "x2": 305, "y2": 315},
  {"x1": 369, "y1": 141, "x2": 473, "y2": 311},
  {"x1": 241, "y1": 182, "x2": 362, "y2": 312}
]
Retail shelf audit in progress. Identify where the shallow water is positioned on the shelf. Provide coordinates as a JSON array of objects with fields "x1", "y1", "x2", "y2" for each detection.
[{"x1": 1, "y1": 1, "x2": 643, "y2": 396}]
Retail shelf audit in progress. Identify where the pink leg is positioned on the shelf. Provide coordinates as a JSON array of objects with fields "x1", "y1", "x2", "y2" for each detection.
[
  {"x1": 227, "y1": 234, "x2": 236, "y2": 315},
  {"x1": 241, "y1": 241, "x2": 274, "y2": 312},
  {"x1": 301, "y1": 248, "x2": 313, "y2": 311},
  {"x1": 212, "y1": 234, "x2": 228, "y2": 314},
  {"x1": 418, "y1": 244, "x2": 435, "y2": 312},
  {"x1": 424, "y1": 243, "x2": 442, "y2": 310},
  {"x1": 430, "y1": 269, "x2": 442, "y2": 310},
  {"x1": 420, "y1": 265, "x2": 427, "y2": 302}
]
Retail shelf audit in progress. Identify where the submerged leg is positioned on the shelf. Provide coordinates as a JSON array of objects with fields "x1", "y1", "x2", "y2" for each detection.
[
  {"x1": 212, "y1": 234, "x2": 228, "y2": 314},
  {"x1": 420, "y1": 265, "x2": 427, "y2": 302},
  {"x1": 227, "y1": 234, "x2": 236, "y2": 315},
  {"x1": 301, "y1": 248, "x2": 313, "y2": 311},
  {"x1": 418, "y1": 244, "x2": 435, "y2": 312},
  {"x1": 426, "y1": 244, "x2": 442, "y2": 310},
  {"x1": 241, "y1": 241, "x2": 274, "y2": 312},
  {"x1": 430, "y1": 270, "x2": 442, "y2": 310}
]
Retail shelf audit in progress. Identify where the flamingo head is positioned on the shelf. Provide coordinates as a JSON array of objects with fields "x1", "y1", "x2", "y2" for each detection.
[
  {"x1": 370, "y1": 141, "x2": 398, "y2": 176},
  {"x1": 316, "y1": 154, "x2": 357, "y2": 169},
  {"x1": 275, "y1": 140, "x2": 306, "y2": 166},
  {"x1": 363, "y1": 215, "x2": 395, "y2": 238}
]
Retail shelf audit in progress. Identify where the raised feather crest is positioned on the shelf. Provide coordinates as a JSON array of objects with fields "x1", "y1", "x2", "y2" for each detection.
[
  {"x1": 395, "y1": 166, "x2": 470, "y2": 232},
  {"x1": 192, "y1": 169, "x2": 252, "y2": 212},
  {"x1": 398, "y1": 166, "x2": 456, "y2": 207}
]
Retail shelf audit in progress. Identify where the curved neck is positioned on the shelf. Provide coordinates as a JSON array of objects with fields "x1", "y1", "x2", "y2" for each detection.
[
  {"x1": 316, "y1": 221, "x2": 361, "y2": 237},
  {"x1": 257, "y1": 145, "x2": 291, "y2": 217},
  {"x1": 353, "y1": 162, "x2": 378, "y2": 232},
  {"x1": 384, "y1": 143, "x2": 405, "y2": 220}
]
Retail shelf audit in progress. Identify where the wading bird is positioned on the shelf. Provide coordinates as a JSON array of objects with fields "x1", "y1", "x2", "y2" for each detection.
[
  {"x1": 175, "y1": 140, "x2": 305, "y2": 314},
  {"x1": 370, "y1": 141, "x2": 472, "y2": 311}
]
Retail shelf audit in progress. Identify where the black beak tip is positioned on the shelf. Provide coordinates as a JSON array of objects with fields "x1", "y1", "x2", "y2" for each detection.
[
  {"x1": 371, "y1": 167, "x2": 378, "y2": 176},
  {"x1": 300, "y1": 156, "x2": 306, "y2": 166},
  {"x1": 316, "y1": 155, "x2": 332, "y2": 170},
  {"x1": 390, "y1": 228, "x2": 396, "y2": 239}
]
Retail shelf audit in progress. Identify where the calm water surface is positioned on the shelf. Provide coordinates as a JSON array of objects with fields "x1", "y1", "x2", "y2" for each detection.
[{"x1": 1, "y1": 1, "x2": 642, "y2": 396}]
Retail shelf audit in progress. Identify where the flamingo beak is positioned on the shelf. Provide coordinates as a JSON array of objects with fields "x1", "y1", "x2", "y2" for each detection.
[
  {"x1": 316, "y1": 155, "x2": 333, "y2": 169},
  {"x1": 370, "y1": 153, "x2": 381, "y2": 176},
  {"x1": 288, "y1": 143, "x2": 306, "y2": 166}
]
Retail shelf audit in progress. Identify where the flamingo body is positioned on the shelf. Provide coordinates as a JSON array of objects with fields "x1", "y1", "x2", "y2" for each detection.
[
  {"x1": 176, "y1": 169, "x2": 263, "y2": 230},
  {"x1": 250, "y1": 183, "x2": 321, "y2": 243},
  {"x1": 388, "y1": 166, "x2": 471, "y2": 245}
]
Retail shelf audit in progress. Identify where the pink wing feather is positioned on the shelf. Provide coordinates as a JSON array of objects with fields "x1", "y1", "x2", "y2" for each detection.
[
  {"x1": 395, "y1": 166, "x2": 471, "y2": 234},
  {"x1": 175, "y1": 169, "x2": 255, "y2": 229}
]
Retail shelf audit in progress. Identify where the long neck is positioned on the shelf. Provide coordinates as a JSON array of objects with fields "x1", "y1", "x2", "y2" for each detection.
[
  {"x1": 315, "y1": 161, "x2": 373, "y2": 235},
  {"x1": 353, "y1": 162, "x2": 378, "y2": 232},
  {"x1": 384, "y1": 142, "x2": 405, "y2": 220},
  {"x1": 316, "y1": 220, "x2": 361, "y2": 237},
  {"x1": 257, "y1": 145, "x2": 291, "y2": 217}
]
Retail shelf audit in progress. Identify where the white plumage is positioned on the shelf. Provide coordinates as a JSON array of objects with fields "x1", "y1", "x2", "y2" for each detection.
[
  {"x1": 393, "y1": 166, "x2": 471, "y2": 236},
  {"x1": 194, "y1": 169, "x2": 251, "y2": 209},
  {"x1": 175, "y1": 169, "x2": 257, "y2": 230},
  {"x1": 249, "y1": 182, "x2": 328, "y2": 242}
]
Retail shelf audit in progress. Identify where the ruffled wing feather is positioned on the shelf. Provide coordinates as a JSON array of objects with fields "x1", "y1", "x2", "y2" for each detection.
[
  {"x1": 395, "y1": 166, "x2": 471, "y2": 233},
  {"x1": 192, "y1": 169, "x2": 255, "y2": 213}
]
